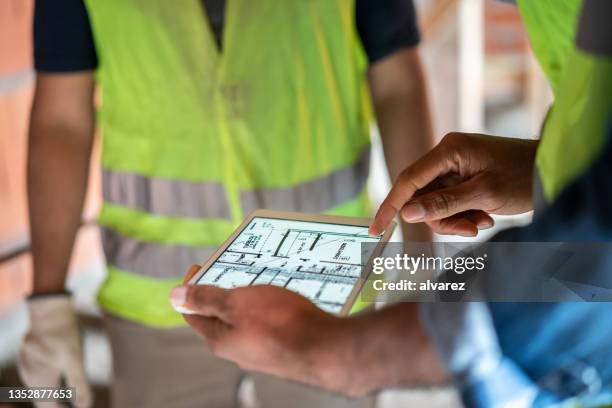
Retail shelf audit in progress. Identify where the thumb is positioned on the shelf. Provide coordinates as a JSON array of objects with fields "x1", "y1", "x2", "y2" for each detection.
[
  {"x1": 400, "y1": 179, "x2": 484, "y2": 223},
  {"x1": 170, "y1": 285, "x2": 232, "y2": 322},
  {"x1": 63, "y1": 356, "x2": 93, "y2": 408}
]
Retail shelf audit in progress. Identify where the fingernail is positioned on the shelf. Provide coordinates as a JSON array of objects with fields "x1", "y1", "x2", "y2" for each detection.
[
  {"x1": 477, "y1": 222, "x2": 493, "y2": 230},
  {"x1": 401, "y1": 202, "x2": 426, "y2": 222},
  {"x1": 173, "y1": 305, "x2": 197, "y2": 315},
  {"x1": 170, "y1": 286, "x2": 187, "y2": 307},
  {"x1": 368, "y1": 226, "x2": 381, "y2": 236}
]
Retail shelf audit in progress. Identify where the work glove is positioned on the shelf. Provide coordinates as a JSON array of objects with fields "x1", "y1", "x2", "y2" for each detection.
[{"x1": 17, "y1": 295, "x2": 93, "y2": 408}]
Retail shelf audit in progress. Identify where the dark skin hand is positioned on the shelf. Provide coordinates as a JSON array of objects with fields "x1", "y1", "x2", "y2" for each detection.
[
  {"x1": 171, "y1": 265, "x2": 447, "y2": 398},
  {"x1": 368, "y1": 47, "x2": 435, "y2": 243},
  {"x1": 369, "y1": 132, "x2": 538, "y2": 237}
]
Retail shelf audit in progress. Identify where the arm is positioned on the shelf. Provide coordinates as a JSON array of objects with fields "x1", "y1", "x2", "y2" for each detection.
[
  {"x1": 369, "y1": 47, "x2": 435, "y2": 241},
  {"x1": 330, "y1": 301, "x2": 448, "y2": 395},
  {"x1": 19, "y1": 5, "x2": 98, "y2": 405},
  {"x1": 171, "y1": 267, "x2": 447, "y2": 397},
  {"x1": 28, "y1": 72, "x2": 95, "y2": 294}
]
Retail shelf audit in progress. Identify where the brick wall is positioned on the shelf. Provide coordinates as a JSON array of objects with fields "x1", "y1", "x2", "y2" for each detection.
[{"x1": 0, "y1": 0, "x2": 34, "y2": 313}]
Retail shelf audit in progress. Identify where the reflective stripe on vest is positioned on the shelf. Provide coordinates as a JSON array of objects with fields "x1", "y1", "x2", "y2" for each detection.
[
  {"x1": 102, "y1": 169, "x2": 232, "y2": 220},
  {"x1": 239, "y1": 147, "x2": 370, "y2": 215},
  {"x1": 101, "y1": 227, "x2": 217, "y2": 280},
  {"x1": 102, "y1": 146, "x2": 370, "y2": 222},
  {"x1": 101, "y1": 147, "x2": 370, "y2": 279}
]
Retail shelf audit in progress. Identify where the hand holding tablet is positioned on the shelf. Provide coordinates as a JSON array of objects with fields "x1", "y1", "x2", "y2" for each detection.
[
  {"x1": 178, "y1": 210, "x2": 395, "y2": 315},
  {"x1": 168, "y1": 210, "x2": 399, "y2": 394}
]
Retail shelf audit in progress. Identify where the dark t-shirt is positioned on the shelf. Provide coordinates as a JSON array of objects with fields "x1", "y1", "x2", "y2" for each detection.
[{"x1": 34, "y1": 0, "x2": 420, "y2": 72}]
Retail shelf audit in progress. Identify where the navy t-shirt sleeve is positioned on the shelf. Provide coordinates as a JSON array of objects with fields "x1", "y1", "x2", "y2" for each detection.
[
  {"x1": 33, "y1": 0, "x2": 420, "y2": 71},
  {"x1": 33, "y1": 0, "x2": 98, "y2": 72},
  {"x1": 356, "y1": 0, "x2": 421, "y2": 64}
]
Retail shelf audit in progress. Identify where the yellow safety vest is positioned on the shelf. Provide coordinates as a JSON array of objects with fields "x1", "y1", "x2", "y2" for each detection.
[
  {"x1": 517, "y1": 0, "x2": 612, "y2": 202},
  {"x1": 84, "y1": 0, "x2": 373, "y2": 327}
]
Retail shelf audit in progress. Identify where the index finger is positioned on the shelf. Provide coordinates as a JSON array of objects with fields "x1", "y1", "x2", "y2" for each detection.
[{"x1": 369, "y1": 145, "x2": 454, "y2": 235}]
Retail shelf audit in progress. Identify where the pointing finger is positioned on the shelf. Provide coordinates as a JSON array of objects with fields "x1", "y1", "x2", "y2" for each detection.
[
  {"x1": 399, "y1": 178, "x2": 482, "y2": 223},
  {"x1": 370, "y1": 145, "x2": 454, "y2": 235}
]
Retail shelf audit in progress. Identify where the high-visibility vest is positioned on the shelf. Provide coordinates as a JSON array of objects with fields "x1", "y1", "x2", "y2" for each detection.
[
  {"x1": 84, "y1": 0, "x2": 373, "y2": 327},
  {"x1": 517, "y1": 0, "x2": 612, "y2": 203}
]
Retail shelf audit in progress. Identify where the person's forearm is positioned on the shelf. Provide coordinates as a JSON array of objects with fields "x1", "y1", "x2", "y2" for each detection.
[
  {"x1": 369, "y1": 48, "x2": 434, "y2": 242},
  {"x1": 28, "y1": 79, "x2": 95, "y2": 294},
  {"x1": 314, "y1": 303, "x2": 447, "y2": 397}
]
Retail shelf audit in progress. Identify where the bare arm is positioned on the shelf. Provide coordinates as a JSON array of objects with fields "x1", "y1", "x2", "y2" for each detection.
[
  {"x1": 328, "y1": 302, "x2": 448, "y2": 396},
  {"x1": 368, "y1": 47, "x2": 435, "y2": 242},
  {"x1": 28, "y1": 72, "x2": 96, "y2": 295},
  {"x1": 172, "y1": 267, "x2": 448, "y2": 398}
]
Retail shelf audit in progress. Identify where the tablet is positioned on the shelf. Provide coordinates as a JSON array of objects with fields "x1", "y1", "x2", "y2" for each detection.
[{"x1": 187, "y1": 209, "x2": 395, "y2": 315}]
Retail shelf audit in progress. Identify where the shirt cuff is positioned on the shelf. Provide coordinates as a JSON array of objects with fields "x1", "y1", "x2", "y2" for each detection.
[
  {"x1": 460, "y1": 357, "x2": 538, "y2": 408},
  {"x1": 420, "y1": 302, "x2": 538, "y2": 408}
]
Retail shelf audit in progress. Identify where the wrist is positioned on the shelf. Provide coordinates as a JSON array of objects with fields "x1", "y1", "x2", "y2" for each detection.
[
  {"x1": 31, "y1": 277, "x2": 67, "y2": 297},
  {"x1": 308, "y1": 314, "x2": 373, "y2": 397},
  {"x1": 27, "y1": 295, "x2": 77, "y2": 331},
  {"x1": 28, "y1": 290, "x2": 70, "y2": 300}
]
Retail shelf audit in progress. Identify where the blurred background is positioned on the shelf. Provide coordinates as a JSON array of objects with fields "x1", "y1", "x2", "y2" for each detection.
[{"x1": 0, "y1": 0, "x2": 552, "y2": 406}]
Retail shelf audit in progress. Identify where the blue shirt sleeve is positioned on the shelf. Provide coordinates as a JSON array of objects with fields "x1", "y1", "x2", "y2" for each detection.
[{"x1": 421, "y1": 302, "x2": 539, "y2": 408}]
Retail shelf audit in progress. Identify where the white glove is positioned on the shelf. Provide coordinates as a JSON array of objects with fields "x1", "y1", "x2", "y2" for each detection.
[{"x1": 18, "y1": 295, "x2": 93, "y2": 408}]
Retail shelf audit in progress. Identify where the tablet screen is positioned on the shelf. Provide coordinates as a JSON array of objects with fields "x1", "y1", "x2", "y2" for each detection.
[{"x1": 195, "y1": 216, "x2": 382, "y2": 313}]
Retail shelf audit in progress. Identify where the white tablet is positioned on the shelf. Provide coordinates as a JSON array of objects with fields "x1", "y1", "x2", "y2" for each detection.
[{"x1": 188, "y1": 209, "x2": 396, "y2": 315}]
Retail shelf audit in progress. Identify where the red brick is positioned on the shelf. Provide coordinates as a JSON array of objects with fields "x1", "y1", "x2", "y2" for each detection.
[{"x1": 0, "y1": 0, "x2": 33, "y2": 75}]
